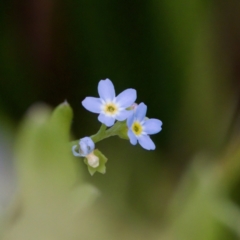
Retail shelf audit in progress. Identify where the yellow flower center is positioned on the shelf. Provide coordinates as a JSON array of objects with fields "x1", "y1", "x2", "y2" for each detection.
[
  {"x1": 132, "y1": 121, "x2": 143, "y2": 136},
  {"x1": 104, "y1": 103, "x2": 118, "y2": 115}
]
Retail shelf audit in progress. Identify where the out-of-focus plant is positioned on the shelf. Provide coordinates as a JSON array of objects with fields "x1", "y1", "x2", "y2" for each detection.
[
  {"x1": 2, "y1": 102, "x2": 99, "y2": 239},
  {"x1": 1, "y1": 79, "x2": 163, "y2": 239},
  {"x1": 158, "y1": 140, "x2": 240, "y2": 240}
]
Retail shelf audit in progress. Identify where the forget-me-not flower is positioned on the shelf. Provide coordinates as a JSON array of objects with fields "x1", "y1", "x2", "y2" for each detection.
[
  {"x1": 127, "y1": 103, "x2": 162, "y2": 150},
  {"x1": 72, "y1": 137, "x2": 99, "y2": 168},
  {"x1": 82, "y1": 79, "x2": 137, "y2": 127},
  {"x1": 72, "y1": 137, "x2": 95, "y2": 157}
]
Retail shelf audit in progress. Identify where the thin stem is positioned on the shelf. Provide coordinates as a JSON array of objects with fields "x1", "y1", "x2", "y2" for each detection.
[
  {"x1": 91, "y1": 124, "x2": 107, "y2": 143},
  {"x1": 70, "y1": 124, "x2": 108, "y2": 146},
  {"x1": 70, "y1": 121, "x2": 125, "y2": 146}
]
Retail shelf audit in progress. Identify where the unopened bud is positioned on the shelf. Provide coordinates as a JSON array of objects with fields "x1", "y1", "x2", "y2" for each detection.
[{"x1": 86, "y1": 152, "x2": 99, "y2": 168}]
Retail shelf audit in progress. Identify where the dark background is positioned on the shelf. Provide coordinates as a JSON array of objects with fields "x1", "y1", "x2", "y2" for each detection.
[{"x1": 1, "y1": 1, "x2": 240, "y2": 238}]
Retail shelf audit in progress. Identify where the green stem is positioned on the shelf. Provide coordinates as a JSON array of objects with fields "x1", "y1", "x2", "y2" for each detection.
[
  {"x1": 70, "y1": 124, "x2": 109, "y2": 147},
  {"x1": 70, "y1": 121, "x2": 125, "y2": 146},
  {"x1": 91, "y1": 124, "x2": 107, "y2": 143}
]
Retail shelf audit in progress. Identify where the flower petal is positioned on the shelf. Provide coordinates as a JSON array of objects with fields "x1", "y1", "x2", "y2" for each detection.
[
  {"x1": 116, "y1": 89, "x2": 137, "y2": 108},
  {"x1": 127, "y1": 112, "x2": 134, "y2": 128},
  {"x1": 98, "y1": 79, "x2": 115, "y2": 101},
  {"x1": 143, "y1": 119, "x2": 162, "y2": 135},
  {"x1": 128, "y1": 130, "x2": 137, "y2": 145},
  {"x1": 72, "y1": 145, "x2": 81, "y2": 157},
  {"x1": 115, "y1": 110, "x2": 132, "y2": 121},
  {"x1": 98, "y1": 113, "x2": 115, "y2": 127},
  {"x1": 82, "y1": 97, "x2": 101, "y2": 113},
  {"x1": 138, "y1": 135, "x2": 155, "y2": 150},
  {"x1": 135, "y1": 102, "x2": 147, "y2": 122},
  {"x1": 79, "y1": 137, "x2": 95, "y2": 156}
]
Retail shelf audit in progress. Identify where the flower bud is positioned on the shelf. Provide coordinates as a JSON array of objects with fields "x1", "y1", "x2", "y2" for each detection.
[
  {"x1": 72, "y1": 136, "x2": 95, "y2": 157},
  {"x1": 86, "y1": 152, "x2": 99, "y2": 168},
  {"x1": 79, "y1": 137, "x2": 95, "y2": 156}
]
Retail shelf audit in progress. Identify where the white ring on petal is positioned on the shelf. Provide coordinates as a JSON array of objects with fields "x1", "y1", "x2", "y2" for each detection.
[{"x1": 101, "y1": 101, "x2": 119, "y2": 117}]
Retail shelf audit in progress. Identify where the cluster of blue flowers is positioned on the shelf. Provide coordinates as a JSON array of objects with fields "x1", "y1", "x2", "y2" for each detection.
[{"x1": 72, "y1": 79, "x2": 162, "y2": 174}]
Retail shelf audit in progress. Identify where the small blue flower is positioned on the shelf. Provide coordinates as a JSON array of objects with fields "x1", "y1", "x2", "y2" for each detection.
[
  {"x1": 72, "y1": 137, "x2": 100, "y2": 168},
  {"x1": 127, "y1": 103, "x2": 162, "y2": 150},
  {"x1": 72, "y1": 137, "x2": 95, "y2": 157},
  {"x1": 82, "y1": 79, "x2": 137, "y2": 127}
]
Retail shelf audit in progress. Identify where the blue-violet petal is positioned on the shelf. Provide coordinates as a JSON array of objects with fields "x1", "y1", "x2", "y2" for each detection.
[
  {"x1": 127, "y1": 112, "x2": 134, "y2": 128},
  {"x1": 82, "y1": 97, "x2": 101, "y2": 113},
  {"x1": 115, "y1": 109, "x2": 132, "y2": 121},
  {"x1": 143, "y1": 119, "x2": 162, "y2": 135},
  {"x1": 116, "y1": 89, "x2": 137, "y2": 108},
  {"x1": 138, "y1": 135, "x2": 155, "y2": 150},
  {"x1": 98, "y1": 113, "x2": 115, "y2": 127},
  {"x1": 72, "y1": 145, "x2": 81, "y2": 157},
  {"x1": 128, "y1": 130, "x2": 138, "y2": 145},
  {"x1": 98, "y1": 79, "x2": 115, "y2": 101},
  {"x1": 79, "y1": 137, "x2": 95, "y2": 156},
  {"x1": 135, "y1": 102, "x2": 147, "y2": 122}
]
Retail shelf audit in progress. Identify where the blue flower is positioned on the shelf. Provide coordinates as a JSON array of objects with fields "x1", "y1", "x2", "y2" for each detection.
[
  {"x1": 72, "y1": 137, "x2": 95, "y2": 157},
  {"x1": 127, "y1": 103, "x2": 162, "y2": 150},
  {"x1": 82, "y1": 79, "x2": 137, "y2": 127},
  {"x1": 72, "y1": 137, "x2": 99, "y2": 168}
]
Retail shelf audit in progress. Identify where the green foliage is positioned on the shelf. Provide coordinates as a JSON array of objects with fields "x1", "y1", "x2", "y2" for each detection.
[
  {"x1": 2, "y1": 103, "x2": 99, "y2": 240},
  {"x1": 84, "y1": 149, "x2": 108, "y2": 176},
  {"x1": 160, "y1": 149, "x2": 240, "y2": 240}
]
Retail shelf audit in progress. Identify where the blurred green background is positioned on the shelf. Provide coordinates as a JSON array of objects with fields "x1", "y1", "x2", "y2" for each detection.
[{"x1": 1, "y1": 0, "x2": 240, "y2": 239}]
